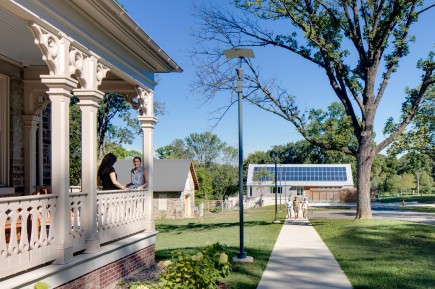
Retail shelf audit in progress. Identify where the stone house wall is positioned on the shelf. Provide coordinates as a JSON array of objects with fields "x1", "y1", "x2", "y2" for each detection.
[{"x1": 153, "y1": 191, "x2": 181, "y2": 219}]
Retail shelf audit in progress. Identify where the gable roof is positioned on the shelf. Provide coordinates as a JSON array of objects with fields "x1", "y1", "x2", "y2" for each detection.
[
  {"x1": 114, "y1": 159, "x2": 199, "y2": 192},
  {"x1": 154, "y1": 159, "x2": 199, "y2": 192}
]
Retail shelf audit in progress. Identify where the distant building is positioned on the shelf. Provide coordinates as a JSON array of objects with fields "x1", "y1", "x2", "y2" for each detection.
[
  {"x1": 116, "y1": 159, "x2": 199, "y2": 219},
  {"x1": 246, "y1": 164, "x2": 356, "y2": 205}
]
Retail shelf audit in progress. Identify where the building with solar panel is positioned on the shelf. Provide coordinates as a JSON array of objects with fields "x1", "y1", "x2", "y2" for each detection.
[{"x1": 246, "y1": 164, "x2": 356, "y2": 206}]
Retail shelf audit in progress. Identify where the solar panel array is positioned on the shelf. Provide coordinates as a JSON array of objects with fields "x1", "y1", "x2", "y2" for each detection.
[{"x1": 253, "y1": 166, "x2": 348, "y2": 182}]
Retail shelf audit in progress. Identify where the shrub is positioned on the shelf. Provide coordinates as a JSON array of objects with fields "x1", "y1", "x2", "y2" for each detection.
[{"x1": 131, "y1": 243, "x2": 231, "y2": 289}]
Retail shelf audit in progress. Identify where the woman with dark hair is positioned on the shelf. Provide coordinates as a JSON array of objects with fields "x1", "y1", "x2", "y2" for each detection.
[
  {"x1": 98, "y1": 153, "x2": 126, "y2": 190},
  {"x1": 127, "y1": 156, "x2": 148, "y2": 189}
]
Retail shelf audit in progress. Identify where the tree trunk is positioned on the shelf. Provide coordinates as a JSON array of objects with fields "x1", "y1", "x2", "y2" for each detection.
[{"x1": 355, "y1": 136, "x2": 375, "y2": 219}]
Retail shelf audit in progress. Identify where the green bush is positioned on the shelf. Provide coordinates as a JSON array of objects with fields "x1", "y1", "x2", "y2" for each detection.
[{"x1": 130, "y1": 243, "x2": 231, "y2": 289}]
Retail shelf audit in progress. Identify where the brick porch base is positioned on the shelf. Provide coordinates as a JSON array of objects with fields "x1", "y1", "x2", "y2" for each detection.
[{"x1": 56, "y1": 245, "x2": 155, "y2": 289}]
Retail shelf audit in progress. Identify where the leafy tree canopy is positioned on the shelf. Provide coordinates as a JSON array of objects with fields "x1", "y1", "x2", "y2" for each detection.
[
  {"x1": 191, "y1": 0, "x2": 435, "y2": 218},
  {"x1": 156, "y1": 132, "x2": 233, "y2": 167},
  {"x1": 386, "y1": 87, "x2": 435, "y2": 157}
]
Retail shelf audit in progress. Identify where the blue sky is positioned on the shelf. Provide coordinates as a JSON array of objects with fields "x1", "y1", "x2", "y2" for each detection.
[{"x1": 120, "y1": 1, "x2": 434, "y2": 157}]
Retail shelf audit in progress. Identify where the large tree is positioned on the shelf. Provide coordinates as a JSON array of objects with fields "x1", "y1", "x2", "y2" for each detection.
[
  {"x1": 192, "y1": 1, "x2": 435, "y2": 218},
  {"x1": 156, "y1": 132, "x2": 228, "y2": 167},
  {"x1": 386, "y1": 87, "x2": 435, "y2": 158}
]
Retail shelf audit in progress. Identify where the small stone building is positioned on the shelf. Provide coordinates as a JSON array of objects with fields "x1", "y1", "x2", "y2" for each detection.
[
  {"x1": 115, "y1": 159, "x2": 199, "y2": 219},
  {"x1": 153, "y1": 159, "x2": 199, "y2": 219}
]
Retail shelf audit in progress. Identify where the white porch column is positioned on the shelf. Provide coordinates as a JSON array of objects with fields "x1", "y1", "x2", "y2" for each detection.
[
  {"x1": 138, "y1": 116, "x2": 157, "y2": 231},
  {"x1": 31, "y1": 22, "x2": 78, "y2": 264},
  {"x1": 71, "y1": 50, "x2": 108, "y2": 253},
  {"x1": 41, "y1": 76, "x2": 77, "y2": 264},
  {"x1": 22, "y1": 115, "x2": 39, "y2": 195},
  {"x1": 23, "y1": 115, "x2": 39, "y2": 195},
  {"x1": 23, "y1": 80, "x2": 51, "y2": 192},
  {"x1": 38, "y1": 113, "x2": 44, "y2": 186},
  {"x1": 131, "y1": 87, "x2": 156, "y2": 231},
  {"x1": 75, "y1": 90, "x2": 103, "y2": 253}
]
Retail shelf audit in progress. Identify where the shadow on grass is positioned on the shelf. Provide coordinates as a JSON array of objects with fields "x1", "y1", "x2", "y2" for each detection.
[{"x1": 156, "y1": 220, "x2": 273, "y2": 234}]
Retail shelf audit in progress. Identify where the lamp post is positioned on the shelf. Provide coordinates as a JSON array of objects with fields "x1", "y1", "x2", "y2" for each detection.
[
  {"x1": 224, "y1": 48, "x2": 254, "y2": 262},
  {"x1": 416, "y1": 168, "x2": 423, "y2": 196},
  {"x1": 279, "y1": 166, "x2": 282, "y2": 212},
  {"x1": 272, "y1": 152, "x2": 280, "y2": 223}
]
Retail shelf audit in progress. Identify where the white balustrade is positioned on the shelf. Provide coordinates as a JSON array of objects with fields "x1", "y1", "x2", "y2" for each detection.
[
  {"x1": 0, "y1": 194, "x2": 57, "y2": 278},
  {"x1": 69, "y1": 192, "x2": 87, "y2": 253},
  {"x1": 0, "y1": 188, "x2": 149, "y2": 279},
  {"x1": 97, "y1": 189, "x2": 147, "y2": 244}
]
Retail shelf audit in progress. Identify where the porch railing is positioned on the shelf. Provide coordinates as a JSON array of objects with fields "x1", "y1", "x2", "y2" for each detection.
[
  {"x1": 97, "y1": 189, "x2": 147, "y2": 244},
  {"x1": 0, "y1": 188, "x2": 149, "y2": 279},
  {"x1": 0, "y1": 194, "x2": 57, "y2": 278}
]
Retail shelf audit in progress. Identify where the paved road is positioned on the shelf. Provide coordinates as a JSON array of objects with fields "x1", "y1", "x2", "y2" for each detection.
[{"x1": 310, "y1": 206, "x2": 435, "y2": 225}]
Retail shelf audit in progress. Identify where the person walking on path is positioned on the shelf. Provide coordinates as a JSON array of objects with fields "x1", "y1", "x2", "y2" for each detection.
[
  {"x1": 292, "y1": 197, "x2": 300, "y2": 219},
  {"x1": 286, "y1": 197, "x2": 293, "y2": 219},
  {"x1": 302, "y1": 197, "x2": 309, "y2": 219}
]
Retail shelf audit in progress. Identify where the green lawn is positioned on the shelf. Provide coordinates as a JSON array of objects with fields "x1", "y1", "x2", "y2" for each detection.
[
  {"x1": 155, "y1": 206, "x2": 285, "y2": 289},
  {"x1": 151, "y1": 207, "x2": 435, "y2": 289},
  {"x1": 377, "y1": 194, "x2": 435, "y2": 204},
  {"x1": 311, "y1": 218, "x2": 435, "y2": 289},
  {"x1": 401, "y1": 206, "x2": 435, "y2": 213}
]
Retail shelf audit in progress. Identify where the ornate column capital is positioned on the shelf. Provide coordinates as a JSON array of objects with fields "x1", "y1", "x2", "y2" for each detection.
[
  {"x1": 31, "y1": 22, "x2": 109, "y2": 93},
  {"x1": 137, "y1": 116, "x2": 158, "y2": 129},
  {"x1": 22, "y1": 114, "x2": 40, "y2": 127},
  {"x1": 40, "y1": 75, "x2": 78, "y2": 97},
  {"x1": 73, "y1": 89, "x2": 105, "y2": 108}
]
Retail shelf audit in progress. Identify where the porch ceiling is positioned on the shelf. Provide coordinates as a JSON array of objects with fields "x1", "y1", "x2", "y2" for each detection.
[
  {"x1": 0, "y1": 7, "x2": 45, "y2": 66},
  {"x1": 0, "y1": 1, "x2": 182, "y2": 91}
]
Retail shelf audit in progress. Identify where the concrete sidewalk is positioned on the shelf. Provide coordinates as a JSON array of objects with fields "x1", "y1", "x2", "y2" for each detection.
[{"x1": 257, "y1": 219, "x2": 353, "y2": 289}]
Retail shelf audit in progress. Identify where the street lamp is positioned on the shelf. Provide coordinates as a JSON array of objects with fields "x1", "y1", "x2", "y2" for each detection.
[
  {"x1": 224, "y1": 48, "x2": 254, "y2": 262},
  {"x1": 271, "y1": 152, "x2": 280, "y2": 223},
  {"x1": 279, "y1": 166, "x2": 282, "y2": 213},
  {"x1": 416, "y1": 168, "x2": 423, "y2": 196}
]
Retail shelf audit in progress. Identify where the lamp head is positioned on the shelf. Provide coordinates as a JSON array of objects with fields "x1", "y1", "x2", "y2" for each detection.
[{"x1": 224, "y1": 48, "x2": 255, "y2": 59}]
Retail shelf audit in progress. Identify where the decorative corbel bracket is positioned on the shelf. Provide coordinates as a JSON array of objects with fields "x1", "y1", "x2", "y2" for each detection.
[
  {"x1": 30, "y1": 22, "x2": 69, "y2": 77},
  {"x1": 34, "y1": 93, "x2": 51, "y2": 116},
  {"x1": 124, "y1": 86, "x2": 153, "y2": 116},
  {"x1": 69, "y1": 46, "x2": 88, "y2": 88},
  {"x1": 69, "y1": 47, "x2": 109, "y2": 90}
]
